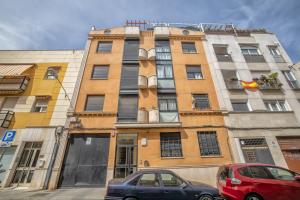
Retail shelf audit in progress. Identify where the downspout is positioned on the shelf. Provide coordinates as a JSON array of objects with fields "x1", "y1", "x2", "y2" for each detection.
[{"x1": 43, "y1": 126, "x2": 63, "y2": 189}]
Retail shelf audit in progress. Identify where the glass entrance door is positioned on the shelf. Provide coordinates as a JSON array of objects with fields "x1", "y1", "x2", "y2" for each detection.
[
  {"x1": 11, "y1": 142, "x2": 42, "y2": 186},
  {"x1": 114, "y1": 134, "x2": 137, "y2": 178}
]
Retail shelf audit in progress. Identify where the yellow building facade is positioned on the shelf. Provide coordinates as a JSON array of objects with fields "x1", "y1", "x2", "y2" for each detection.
[{"x1": 0, "y1": 50, "x2": 84, "y2": 189}]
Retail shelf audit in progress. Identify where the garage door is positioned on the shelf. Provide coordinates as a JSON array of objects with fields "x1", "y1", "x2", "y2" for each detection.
[
  {"x1": 59, "y1": 134, "x2": 110, "y2": 187},
  {"x1": 277, "y1": 137, "x2": 300, "y2": 173}
]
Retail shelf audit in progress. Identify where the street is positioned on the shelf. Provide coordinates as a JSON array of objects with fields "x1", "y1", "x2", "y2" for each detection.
[{"x1": 0, "y1": 188, "x2": 106, "y2": 200}]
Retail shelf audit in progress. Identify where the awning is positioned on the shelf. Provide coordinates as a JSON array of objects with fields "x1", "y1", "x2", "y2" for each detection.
[{"x1": 0, "y1": 64, "x2": 34, "y2": 76}]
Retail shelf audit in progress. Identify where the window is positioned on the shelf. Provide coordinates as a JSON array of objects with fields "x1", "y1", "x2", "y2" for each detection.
[
  {"x1": 138, "y1": 173, "x2": 160, "y2": 187},
  {"x1": 118, "y1": 95, "x2": 138, "y2": 122},
  {"x1": 32, "y1": 98, "x2": 49, "y2": 112},
  {"x1": 182, "y1": 42, "x2": 196, "y2": 53},
  {"x1": 193, "y1": 94, "x2": 210, "y2": 109},
  {"x1": 231, "y1": 100, "x2": 251, "y2": 111},
  {"x1": 238, "y1": 167, "x2": 252, "y2": 178},
  {"x1": 45, "y1": 67, "x2": 60, "y2": 80},
  {"x1": 197, "y1": 131, "x2": 221, "y2": 156},
  {"x1": 91, "y1": 65, "x2": 109, "y2": 79},
  {"x1": 160, "y1": 173, "x2": 184, "y2": 187},
  {"x1": 248, "y1": 166, "x2": 273, "y2": 179},
  {"x1": 264, "y1": 100, "x2": 288, "y2": 111},
  {"x1": 282, "y1": 70, "x2": 300, "y2": 89},
  {"x1": 157, "y1": 61, "x2": 173, "y2": 79},
  {"x1": 120, "y1": 64, "x2": 139, "y2": 90},
  {"x1": 158, "y1": 94, "x2": 177, "y2": 111},
  {"x1": 269, "y1": 46, "x2": 280, "y2": 56},
  {"x1": 266, "y1": 167, "x2": 295, "y2": 181},
  {"x1": 213, "y1": 44, "x2": 232, "y2": 62},
  {"x1": 2, "y1": 97, "x2": 18, "y2": 110},
  {"x1": 160, "y1": 132, "x2": 183, "y2": 157},
  {"x1": 186, "y1": 65, "x2": 203, "y2": 79},
  {"x1": 217, "y1": 166, "x2": 230, "y2": 182},
  {"x1": 156, "y1": 40, "x2": 171, "y2": 60},
  {"x1": 240, "y1": 45, "x2": 260, "y2": 55},
  {"x1": 123, "y1": 40, "x2": 139, "y2": 61},
  {"x1": 84, "y1": 95, "x2": 104, "y2": 112},
  {"x1": 97, "y1": 41, "x2": 112, "y2": 52}
]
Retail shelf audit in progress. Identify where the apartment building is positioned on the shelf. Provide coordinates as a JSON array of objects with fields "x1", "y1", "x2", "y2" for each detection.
[
  {"x1": 51, "y1": 24, "x2": 233, "y2": 188},
  {"x1": 202, "y1": 24, "x2": 300, "y2": 173},
  {"x1": 0, "y1": 50, "x2": 84, "y2": 189}
]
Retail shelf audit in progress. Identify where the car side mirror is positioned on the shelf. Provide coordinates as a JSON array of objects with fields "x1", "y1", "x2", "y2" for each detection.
[
  {"x1": 180, "y1": 182, "x2": 188, "y2": 189},
  {"x1": 295, "y1": 175, "x2": 300, "y2": 181}
]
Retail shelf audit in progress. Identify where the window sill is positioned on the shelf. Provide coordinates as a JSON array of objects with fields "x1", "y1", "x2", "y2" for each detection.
[
  {"x1": 90, "y1": 78, "x2": 108, "y2": 80},
  {"x1": 96, "y1": 51, "x2": 112, "y2": 54},
  {"x1": 201, "y1": 155, "x2": 223, "y2": 158},
  {"x1": 182, "y1": 52, "x2": 198, "y2": 54},
  {"x1": 161, "y1": 156, "x2": 184, "y2": 160},
  {"x1": 228, "y1": 110, "x2": 293, "y2": 114},
  {"x1": 187, "y1": 78, "x2": 205, "y2": 80}
]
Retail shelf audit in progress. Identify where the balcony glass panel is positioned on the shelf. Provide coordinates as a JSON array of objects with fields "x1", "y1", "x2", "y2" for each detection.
[{"x1": 160, "y1": 112, "x2": 179, "y2": 123}]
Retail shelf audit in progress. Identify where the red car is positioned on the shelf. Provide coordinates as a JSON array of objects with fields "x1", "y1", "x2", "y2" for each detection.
[{"x1": 217, "y1": 163, "x2": 300, "y2": 200}]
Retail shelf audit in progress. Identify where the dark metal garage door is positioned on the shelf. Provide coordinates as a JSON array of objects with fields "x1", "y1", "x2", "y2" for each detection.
[{"x1": 59, "y1": 134, "x2": 110, "y2": 187}]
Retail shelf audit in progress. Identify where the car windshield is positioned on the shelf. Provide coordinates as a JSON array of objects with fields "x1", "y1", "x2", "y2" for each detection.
[{"x1": 124, "y1": 172, "x2": 139, "y2": 182}]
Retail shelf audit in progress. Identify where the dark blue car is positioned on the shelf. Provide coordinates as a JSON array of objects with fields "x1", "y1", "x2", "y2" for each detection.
[{"x1": 105, "y1": 169, "x2": 225, "y2": 200}]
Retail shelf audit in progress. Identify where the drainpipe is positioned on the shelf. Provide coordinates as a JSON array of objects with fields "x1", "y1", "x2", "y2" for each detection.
[{"x1": 43, "y1": 126, "x2": 63, "y2": 190}]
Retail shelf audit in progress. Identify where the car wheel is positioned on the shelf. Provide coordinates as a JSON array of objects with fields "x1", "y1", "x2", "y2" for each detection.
[
  {"x1": 246, "y1": 194, "x2": 263, "y2": 200},
  {"x1": 199, "y1": 194, "x2": 214, "y2": 200}
]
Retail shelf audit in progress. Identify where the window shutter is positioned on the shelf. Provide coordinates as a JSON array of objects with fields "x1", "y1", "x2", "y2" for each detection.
[
  {"x1": 123, "y1": 40, "x2": 139, "y2": 61},
  {"x1": 120, "y1": 64, "x2": 139, "y2": 89},
  {"x1": 85, "y1": 96, "x2": 104, "y2": 111},
  {"x1": 118, "y1": 95, "x2": 138, "y2": 121},
  {"x1": 92, "y1": 66, "x2": 109, "y2": 79}
]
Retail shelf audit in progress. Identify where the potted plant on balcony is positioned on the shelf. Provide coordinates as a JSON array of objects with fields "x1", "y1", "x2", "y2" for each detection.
[{"x1": 256, "y1": 72, "x2": 282, "y2": 89}]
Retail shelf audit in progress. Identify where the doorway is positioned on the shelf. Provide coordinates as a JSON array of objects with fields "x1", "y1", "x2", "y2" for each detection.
[
  {"x1": 11, "y1": 142, "x2": 42, "y2": 186},
  {"x1": 59, "y1": 134, "x2": 110, "y2": 187},
  {"x1": 114, "y1": 134, "x2": 137, "y2": 178}
]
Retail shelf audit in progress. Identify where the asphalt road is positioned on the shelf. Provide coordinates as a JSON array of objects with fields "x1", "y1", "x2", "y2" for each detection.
[{"x1": 0, "y1": 188, "x2": 106, "y2": 200}]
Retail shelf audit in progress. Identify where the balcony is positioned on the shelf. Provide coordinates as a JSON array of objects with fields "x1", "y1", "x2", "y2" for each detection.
[
  {"x1": 115, "y1": 108, "x2": 181, "y2": 128},
  {"x1": 138, "y1": 75, "x2": 147, "y2": 89},
  {"x1": 224, "y1": 79, "x2": 244, "y2": 90},
  {"x1": 259, "y1": 82, "x2": 282, "y2": 90},
  {"x1": 216, "y1": 54, "x2": 233, "y2": 62},
  {"x1": 148, "y1": 75, "x2": 157, "y2": 88},
  {"x1": 0, "y1": 110, "x2": 14, "y2": 128},
  {"x1": 0, "y1": 76, "x2": 30, "y2": 94},
  {"x1": 138, "y1": 48, "x2": 156, "y2": 60},
  {"x1": 243, "y1": 55, "x2": 266, "y2": 63}
]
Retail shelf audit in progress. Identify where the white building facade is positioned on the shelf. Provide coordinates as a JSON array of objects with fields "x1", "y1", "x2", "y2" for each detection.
[{"x1": 203, "y1": 26, "x2": 300, "y2": 173}]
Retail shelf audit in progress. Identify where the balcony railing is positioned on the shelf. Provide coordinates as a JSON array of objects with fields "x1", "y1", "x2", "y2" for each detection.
[
  {"x1": 224, "y1": 80, "x2": 244, "y2": 90},
  {"x1": 259, "y1": 82, "x2": 282, "y2": 90},
  {"x1": 0, "y1": 76, "x2": 30, "y2": 94},
  {"x1": 243, "y1": 54, "x2": 266, "y2": 63},
  {"x1": 216, "y1": 54, "x2": 233, "y2": 62},
  {"x1": 0, "y1": 110, "x2": 14, "y2": 128}
]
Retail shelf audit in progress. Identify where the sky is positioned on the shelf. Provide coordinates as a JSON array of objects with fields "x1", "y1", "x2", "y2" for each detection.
[{"x1": 0, "y1": 0, "x2": 299, "y2": 62}]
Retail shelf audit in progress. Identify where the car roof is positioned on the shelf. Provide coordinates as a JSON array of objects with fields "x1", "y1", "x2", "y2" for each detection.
[
  {"x1": 136, "y1": 169, "x2": 175, "y2": 174},
  {"x1": 224, "y1": 163, "x2": 277, "y2": 168}
]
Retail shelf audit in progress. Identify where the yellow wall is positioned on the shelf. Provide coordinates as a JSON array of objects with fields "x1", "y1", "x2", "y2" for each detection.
[{"x1": 6, "y1": 62, "x2": 68, "y2": 129}]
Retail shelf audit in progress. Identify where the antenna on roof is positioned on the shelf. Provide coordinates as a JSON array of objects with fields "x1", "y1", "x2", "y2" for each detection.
[{"x1": 91, "y1": 26, "x2": 96, "y2": 31}]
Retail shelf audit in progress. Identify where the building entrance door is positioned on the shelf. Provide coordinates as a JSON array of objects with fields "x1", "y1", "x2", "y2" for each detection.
[
  {"x1": 11, "y1": 142, "x2": 42, "y2": 186},
  {"x1": 0, "y1": 146, "x2": 16, "y2": 186},
  {"x1": 114, "y1": 134, "x2": 137, "y2": 178}
]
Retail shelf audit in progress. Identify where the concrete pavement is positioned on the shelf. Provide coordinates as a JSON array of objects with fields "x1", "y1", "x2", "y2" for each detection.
[{"x1": 0, "y1": 188, "x2": 106, "y2": 200}]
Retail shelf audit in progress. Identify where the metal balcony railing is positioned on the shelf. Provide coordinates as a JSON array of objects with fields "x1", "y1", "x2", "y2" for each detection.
[
  {"x1": 288, "y1": 80, "x2": 300, "y2": 89},
  {"x1": 216, "y1": 54, "x2": 233, "y2": 62},
  {"x1": 273, "y1": 55, "x2": 286, "y2": 63},
  {"x1": 0, "y1": 76, "x2": 30, "y2": 94},
  {"x1": 243, "y1": 54, "x2": 266, "y2": 63},
  {"x1": 259, "y1": 82, "x2": 282, "y2": 90},
  {"x1": 224, "y1": 80, "x2": 244, "y2": 90},
  {"x1": 0, "y1": 110, "x2": 14, "y2": 128}
]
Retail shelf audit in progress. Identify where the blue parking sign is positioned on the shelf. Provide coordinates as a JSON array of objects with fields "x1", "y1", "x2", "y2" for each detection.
[{"x1": 2, "y1": 130, "x2": 16, "y2": 142}]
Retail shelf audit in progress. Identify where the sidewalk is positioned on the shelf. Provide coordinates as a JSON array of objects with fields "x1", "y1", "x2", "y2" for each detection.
[{"x1": 0, "y1": 187, "x2": 106, "y2": 200}]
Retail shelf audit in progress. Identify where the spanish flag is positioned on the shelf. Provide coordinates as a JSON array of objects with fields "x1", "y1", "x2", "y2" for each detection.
[{"x1": 241, "y1": 80, "x2": 258, "y2": 89}]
